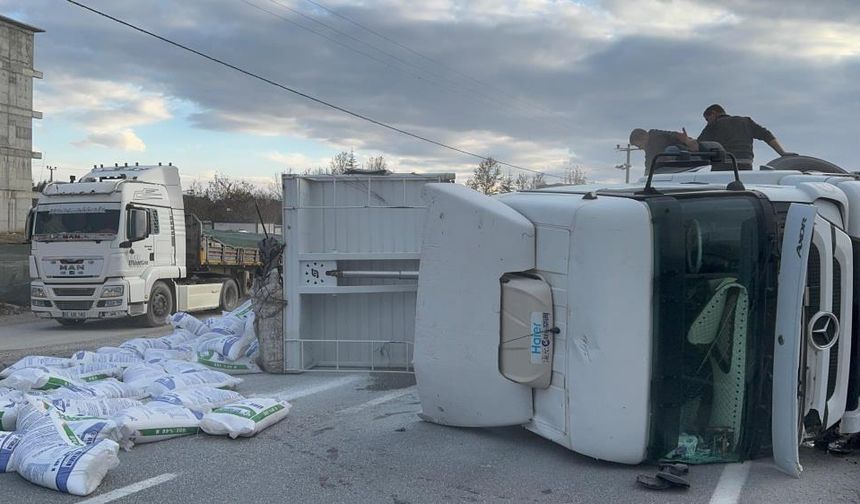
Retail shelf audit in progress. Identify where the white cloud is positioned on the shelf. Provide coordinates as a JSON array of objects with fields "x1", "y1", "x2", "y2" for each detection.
[
  {"x1": 73, "y1": 129, "x2": 146, "y2": 151},
  {"x1": 38, "y1": 75, "x2": 171, "y2": 152}
]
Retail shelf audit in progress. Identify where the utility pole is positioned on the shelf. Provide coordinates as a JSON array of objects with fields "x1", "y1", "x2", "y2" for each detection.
[
  {"x1": 615, "y1": 144, "x2": 642, "y2": 184},
  {"x1": 46, "y1": 165, "x2": 57, "y2": 182}
]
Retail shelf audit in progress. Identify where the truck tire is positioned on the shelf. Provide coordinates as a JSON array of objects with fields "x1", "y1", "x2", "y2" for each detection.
[
  {"x1": 220, "y1": 278, "x2": 239, "y2": 312},
  {"x1": 142, "y1": 281, "x2": 174, "y2": 327},
  {"x1": 57, "y1": 318, "x2": 86, "y2": 327}
]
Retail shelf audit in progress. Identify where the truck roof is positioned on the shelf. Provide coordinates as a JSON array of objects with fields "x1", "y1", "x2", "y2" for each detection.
[{"x1": 79, "y1": 164, "x2": 181, "y2": 186}]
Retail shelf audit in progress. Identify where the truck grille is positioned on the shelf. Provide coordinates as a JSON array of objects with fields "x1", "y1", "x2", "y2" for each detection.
[
  {"x1": 52, "y1": 288, "x2": 95, "y2": 297},
  {"x1": 55, "y1": 301, "x2": 93, "y2": 311},
  {"x1": 827, "y1": 260, "x2": 842, "y2": 400}
]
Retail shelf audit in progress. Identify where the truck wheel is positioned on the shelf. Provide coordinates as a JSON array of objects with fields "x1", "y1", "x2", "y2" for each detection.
[
  {"x1": 57, "y1": 318, "x2": 86, "y2": 327},
  {"x1": 142, "y1": 281, "x2": 173, "y2": 327},
  {"x1": 220, "y1": 279, "x2": 239, "y2": 311}
]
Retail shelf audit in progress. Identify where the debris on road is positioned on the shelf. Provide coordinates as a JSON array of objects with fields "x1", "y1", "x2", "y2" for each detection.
[{"x1": 0, "y1": 301, "x2": 291, "y2": 496}]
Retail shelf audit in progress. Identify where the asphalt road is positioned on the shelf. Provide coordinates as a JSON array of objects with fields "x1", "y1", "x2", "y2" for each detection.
[{"x1": 0, "y1": 315, "x2": 858, "y2": 503}]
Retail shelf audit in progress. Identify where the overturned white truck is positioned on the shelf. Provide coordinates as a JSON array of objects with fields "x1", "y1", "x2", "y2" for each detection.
[{"x1": 412, "y1": 150, "x2": 856, "y2": 477}]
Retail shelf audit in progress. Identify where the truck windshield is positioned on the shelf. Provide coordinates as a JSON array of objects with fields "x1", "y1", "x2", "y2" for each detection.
[
  {"x1": 647, "y1": 193, "x2": 776, "y2": 464},
  {"x1": 32, "y1": 205, "x2": 121, "y2": 242}
]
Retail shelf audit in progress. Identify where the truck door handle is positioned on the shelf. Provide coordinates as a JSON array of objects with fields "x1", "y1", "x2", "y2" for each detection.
[{"x1": 150, "y1": 253, "x2": 155, "y2": 261}]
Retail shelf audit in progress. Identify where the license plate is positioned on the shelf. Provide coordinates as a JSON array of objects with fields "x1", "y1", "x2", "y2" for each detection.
[{"x1": 62, "y1": 311, "x2": 88, "y2": 319}]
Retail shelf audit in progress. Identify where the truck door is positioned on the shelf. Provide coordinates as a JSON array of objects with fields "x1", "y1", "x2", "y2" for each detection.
[{"x1": 147, "y1": 208, "x2": 174, "y2": 267}]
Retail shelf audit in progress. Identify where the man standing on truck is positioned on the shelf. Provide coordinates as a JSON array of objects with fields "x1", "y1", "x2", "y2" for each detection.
[
  {"x1": 689, "y1": 104, "x2": 795, "y2": 170},
  {"x1": 629, "y1": 128, "x2": 697, "y2": 174}
]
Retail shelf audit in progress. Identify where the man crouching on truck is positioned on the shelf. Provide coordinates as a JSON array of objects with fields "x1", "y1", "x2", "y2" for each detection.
[{"x1": 629, "y1": 128, "x2": 697, "y2": 174}]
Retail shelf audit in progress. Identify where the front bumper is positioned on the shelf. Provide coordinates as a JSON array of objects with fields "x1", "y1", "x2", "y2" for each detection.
[{"x1": 31, "y1": 280, "x2": 130, "y2": 320}]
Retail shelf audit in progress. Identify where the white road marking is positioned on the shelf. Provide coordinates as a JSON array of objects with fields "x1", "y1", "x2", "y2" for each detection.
[
  {"x1": 708, "y1": 462, "x2": 752, "y2": 504},
  {"x1": 338, "y1": 386, "x2": 417, "y2": 414},
  {"x1": 79, "y1": 473, "x2": 177, "y2": 504},
  {"x1": 272, "y1": 375, "x2": 363, "y2": 402}
]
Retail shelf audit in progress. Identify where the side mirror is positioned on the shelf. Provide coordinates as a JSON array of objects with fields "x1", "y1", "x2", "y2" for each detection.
[{"x1": 121, "y1": 207, "x2": 150, "y2": 248}]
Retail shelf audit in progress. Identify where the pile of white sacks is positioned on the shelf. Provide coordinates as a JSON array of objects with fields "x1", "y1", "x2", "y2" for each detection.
[{"x1": 0, "y1": 301, "x2": 291, "y2": 496}]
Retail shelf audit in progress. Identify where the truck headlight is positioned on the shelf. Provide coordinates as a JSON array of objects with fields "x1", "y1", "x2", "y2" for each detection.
[
  {"x1": 31, "y1": 286, "x2": 47, "y2": 298},
  {"x1": 32, "y1": 299, "x2": 52, "y2": 307},
  {"x1": 101, "y1": 285, "x2": 124, "y2": 298}
]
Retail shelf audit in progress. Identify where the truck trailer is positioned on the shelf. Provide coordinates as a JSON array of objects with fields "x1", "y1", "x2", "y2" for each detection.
[{"x1": 28, "y1": 164, "x2": 263, "y2": 326}]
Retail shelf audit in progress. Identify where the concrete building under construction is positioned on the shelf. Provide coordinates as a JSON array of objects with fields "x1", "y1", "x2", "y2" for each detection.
[{"x1": 0, "y1": 14, "x2": 42, "y2": 234}]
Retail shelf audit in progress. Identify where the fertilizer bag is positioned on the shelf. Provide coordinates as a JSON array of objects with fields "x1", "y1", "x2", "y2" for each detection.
[
  {"x1": 200, "y1": 397, "x2": 291, "y2": 439},
  {"x1": 0, "y1": 431, "x2": 21, "y2": 473},
  {"x1": 12, "y1": 402, "x2": 119, "y2": 496},
  {"x1": 112, "y1": 405, "x2": 202, "y2": 447}
]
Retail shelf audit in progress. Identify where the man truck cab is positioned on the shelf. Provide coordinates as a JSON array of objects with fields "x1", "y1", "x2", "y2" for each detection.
[
  {"x1": 29, "y1": 164, "x2": 261, "y2": 326},
  {"x1": 413, "y1": 150, "x2": 852, "y2": 477}
]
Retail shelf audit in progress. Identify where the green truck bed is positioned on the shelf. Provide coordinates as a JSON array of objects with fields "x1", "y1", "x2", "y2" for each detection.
[{"x1": 200, "y1": 229, "x2": 267, "y2": 267}]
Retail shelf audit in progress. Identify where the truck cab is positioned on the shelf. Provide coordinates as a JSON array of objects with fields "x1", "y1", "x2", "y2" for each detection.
[
  {"x1": 29, "y1": 164, "x2": 257, "y2": 326},
  {"x1": 647, "y1": 158, "x2": 860, "y2": 442},
  {"x1": 413, "y1": 154, "x2": 851, "y2": 477}
]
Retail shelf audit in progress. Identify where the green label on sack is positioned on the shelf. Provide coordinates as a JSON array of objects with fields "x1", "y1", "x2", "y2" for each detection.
[
  {"x1": 198, "y1": 358, "x2": 249, "y2": 371},
  {"x1": 251, "y1": 404, "x2": 285, "y2": 422},
  {"x1": 82, "y1": 374, "x2": 110, "y2": 382},
  {"x1": 138, "y1": 427, "x2": 199, "y2": 437},
  {"x1": 62, "y1": 423, "x2": 84, "y2": 446},
  {"x1": 37, "y1": 377, "x2": 75, "y2": 390},
  {"x1": 213, "y1": 404, "x2": 257, "y2": 418}
]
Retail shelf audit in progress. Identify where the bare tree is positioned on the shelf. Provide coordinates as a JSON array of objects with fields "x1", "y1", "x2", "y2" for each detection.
[
  {"x1": 364, "y1": 155, "x2": 387, "y2": 172},
  {"x1": 563, "y1": 165, "x2": 588, "y2": 185},
  {"x1": 466, "y1": 157, "x2": 503, "y2": 195},
  {"x1": 330, "y1": 150, "x2": 359, "y2": 174}
]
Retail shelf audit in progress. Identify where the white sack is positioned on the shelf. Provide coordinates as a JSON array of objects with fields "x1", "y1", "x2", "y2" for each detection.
[
  {"x1": 0, "y1": 431, "x2": 20, "y2": 473},
  {"x1": 50, "y1": 398, "x2": 143, "y2": 417},
  {"x1": 120, "y1": 338, "x2": 170, "y2": 357},
  {"x1": 196, "y1": 350, "x2": 262, "y2": 375},
  {"x1": 1, "y1": 356, "x2": 74, "y2": 378},
  {"x1": 70, "y1": 350, "x2": 142, "y2": 367},
  {"x1": 149, "y1": 386, "x2": 244, "y2": 412},
  {"x1": 143, "y1": 370, "x2": 241, "y2": 397},
  {"x1": 170, "y1": 312, "x2": 208, "y2": 336},
  {"x1": 66, "y1": 418, "x2": 122, "y2": 445},
  {"x1": 121, "y1": 363, "x2": 167, "y2": 386},
  {"x1": 1, "y1": 367, "x2": 83, "y2": 391},
  {"x1": 112, "y1": 405, "x2": 201, "y2": 447},
  {"x1": 200, "y1": 398, "x2": 291, "y2": 439},
  {"x1": 156, "y1": 329, "x2": 198, "y2": 349},
  {"x1": 196, "y1": 328, "x2": 254, "y2": 361},
  {"x1": 11, "y1": 399, "x2": 120, "y2": 495},
  {"x1": 160, "y1": 360, "x2": 211, "y2": 375},
  {"x1": 144, "y1": 348, "x2": 193, "y2": 363}
]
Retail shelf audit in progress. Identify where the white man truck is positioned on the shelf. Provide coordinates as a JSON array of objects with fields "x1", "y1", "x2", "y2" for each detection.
[
  {"x1": 28, "y1": 164, "x2": 262, "y2": 327},
  {"x1": 412, "y1": 149, "x2": 856, "y2": 477}
]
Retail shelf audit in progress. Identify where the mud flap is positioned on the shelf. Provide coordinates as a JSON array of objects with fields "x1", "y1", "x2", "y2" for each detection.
[{"x1": 414, "y1": 184, "x2": 535, "y2": 427}]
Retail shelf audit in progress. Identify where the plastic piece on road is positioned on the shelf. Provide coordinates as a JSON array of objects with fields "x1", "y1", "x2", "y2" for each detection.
[
  {"x1": 636, "y1": 474, "x2": 671, "y2": 490},
  {"x1": 656, "y1": 471, "x2": 690, "y2": 489}
]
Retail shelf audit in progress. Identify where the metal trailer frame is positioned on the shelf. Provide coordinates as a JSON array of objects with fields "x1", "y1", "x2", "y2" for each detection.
[{"x1": 281, "y1": 172, "x2": 454, "y2": 373}]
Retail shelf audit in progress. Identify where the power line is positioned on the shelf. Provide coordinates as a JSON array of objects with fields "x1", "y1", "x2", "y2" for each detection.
[
  {"x1": 256, "y1": 0, "x2": 557, "y2": 124},
  {"x1": 301, "y1": 0, "x2": 567, "y2": 123},
  {"x1": 239, "y1": 0, "x2": 516, "y2": 117},
  {"x1": 65, "y1": 0, "x2": 560, "y2": 179}
]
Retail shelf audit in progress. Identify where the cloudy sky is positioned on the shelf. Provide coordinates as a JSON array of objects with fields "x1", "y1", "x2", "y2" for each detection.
[{"x1": 4, "y1": 0, "x2": 860, "y2": 186}]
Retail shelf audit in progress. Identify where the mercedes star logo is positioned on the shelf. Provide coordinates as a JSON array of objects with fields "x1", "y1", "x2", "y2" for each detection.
[{"x1": 807, "y1": 311, "x2": 839, "y2": 351}]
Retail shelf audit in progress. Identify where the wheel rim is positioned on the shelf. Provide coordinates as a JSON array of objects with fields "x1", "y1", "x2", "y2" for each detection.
[{"x1": 152, "y1": 290, "x2": 169, "y2": 318}]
